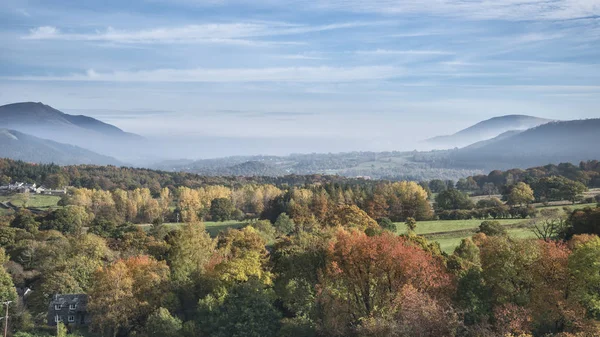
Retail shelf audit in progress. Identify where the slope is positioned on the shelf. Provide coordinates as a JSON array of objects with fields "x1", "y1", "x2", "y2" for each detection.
[
  {"x1": 425, "y1": 115, "x2": 553, "y2": 149},
  {"x1": 0, "y1": 129, "x2": 123, "y2": 166},
  {"x1": 449, "y1": 119, "x2": 600, "y2": 169}
]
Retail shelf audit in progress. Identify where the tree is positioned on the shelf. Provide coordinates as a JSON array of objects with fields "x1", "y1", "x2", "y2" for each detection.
[
  {"x1": 210, "y1": 198, "x2": 237, "y2": 222},
  {"x1": 88, "y1": 256, "x2": 170, "y2": 337},
  {"x1": 144, "y1": 307, "x2": 182, "y2": 337},
  {"x1": 568, "y1": 236, "x2": 600, "y2": 320},
  {"x1": 42, "y1": 206, "x2": 92, "y2": 235},
  {"x1": 531, "y1": 218, "x2": 568, "y2": 241},
  {"x1": 564, "y1": 207, "x2": 600, "y2": 239},
  {"x1": 274, "y1": 212, "x2": 295, "y2": 236},
  {"x1": 198, "y1": 280, "x2": 282, "y2": 337},
  {"x1": 0, "y1": 253, "x2": 17, "y2": 307},
  {"x1": 478, "y1": 220, "x2": 507, "y2": 236},
  {"x1": 214, "y1": 227, "x2": 271, "y2": 285},
  {"x1": 506, "y1": 182, "x2": 534, "y2": 207},
  {"x1": 435, "y1": 189, "x2": 474, "y2": 210},
  {"x1": 405, "y1": 217, "x2": 417, "y2": 233},
  {"x1": 318, "y1": 229, "x2": 452, "y2": 335},
  {"x1": 167, "y1": 223, "x2": 215, "y2": 285},
  {"x1": 429, "y1": 179, "x2": 448, "y2": 193},
  {"x1": 325, "y1": 205, "x2": 379, "y2": 232},
  {"x1": 378, "y1": 217, "x2": 396, "y2": 232},
  {"x1": 479, "y1": 236, "x2": 539, "y2": 306},
  {"x1": 10, "y1": 209, "x2": 39, "y2": 233}
]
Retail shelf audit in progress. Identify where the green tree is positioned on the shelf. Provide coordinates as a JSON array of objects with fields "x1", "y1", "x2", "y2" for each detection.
[
  {"x1": 42, "y1": 206, "x2": 92, "y2": 235},
  {"x1": 199, "y1": 280, "x2": 282, "y2": 337},
  {"x1": 378, "y1": 217, "x2": 396, "y2": 232},
  {"x1": 274, "y1": 213, "x2": 295, "y2": 236},
  {"x1": 405, "y1": 217, "x2": 417, "y2": 233},
  {"x1": 144, "y1": 307, "x2": 182, "y2": 337},
  {"x1": 478, "y1": 220, "x2": 507, "y2": 236},
  {"x1": 10, "y1": 210, "x2": 39, "y2": 234},
  {"x1": 210, "y1": 198, "x2": 237, "y2": 222},
  {"x1": 569, "y1": 236, "x2": 600, "y2": 319},
  {"x1": 167, "y1": 223, "x2": 215, "y2": 285},
  {"x1": 435, "y1": 189, "x2": 474, "y2": 210}
]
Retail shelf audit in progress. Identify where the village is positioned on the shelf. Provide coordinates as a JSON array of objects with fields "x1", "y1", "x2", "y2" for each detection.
[{"x1": 0, "y1": 182, "x2": 67, "y2": 195}]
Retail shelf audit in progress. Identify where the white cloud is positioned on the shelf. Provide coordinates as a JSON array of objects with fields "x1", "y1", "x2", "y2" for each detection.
[
  {"x1": 4, "y1": 66, "x2": 404, "y2": 83},
  {"x1": 311, "y1": 0, "x2": 600, "y2": 21},
  {"x1": 356, "y1": 49, "x2": 454, "y2": 55},
  {"x1": 27, "y1": 26, "x2": 59, "y2": 39},
  {"x1": 22, "y1": 21, "x2": 381, "y2": 44}
]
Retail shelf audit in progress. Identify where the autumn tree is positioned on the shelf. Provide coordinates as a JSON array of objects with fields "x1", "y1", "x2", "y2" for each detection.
[
  {"x1": 506, "y1": 182, "x2": 535, "y2": 207},
  {"x1": 325, "y1": 205, "x2": 379, "y2": 232},
  {"x1": 88, "y1": 256, "x2": 170, "y2": 337},
  {"x1": 318, "y1": 229, "x2": 452, "y2": 335}
]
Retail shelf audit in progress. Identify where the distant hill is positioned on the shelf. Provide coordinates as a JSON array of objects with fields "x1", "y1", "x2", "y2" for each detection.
[
  {"x1": 449, "y1": 119, "x2": 600, "y2": 169},
  {"x1": 461, "y1": 130, "x2": 523, "y2": 150},
  {"x1": 425, "y1": 115, "x2": 553, "y2": 149},
  {"x1": 0, "y1": 102, "x2": 144, "y2": 159},
  {"x1": 190, "y1": 161, "x2": 286, "y2": 177},
  {"x1": 0, "y1": 129, "x2": 123, "y2": 165}
]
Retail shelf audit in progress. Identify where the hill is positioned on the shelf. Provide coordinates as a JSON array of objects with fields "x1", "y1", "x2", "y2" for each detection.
[
  {"x1": 424, "y1": 115, "x2": 553, "y2": 149},
  {"x1": 449, "y1": 119, "x2": 600, "y2": 169},
  {"x1": 0, "y1": 129, "x2": 123, "y2": 165},
  {"x1": 0, "y1": 102, "x2": 144, "y2": 159}
]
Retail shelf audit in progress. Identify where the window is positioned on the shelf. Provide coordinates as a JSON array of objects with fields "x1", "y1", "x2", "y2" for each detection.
[
  {"x1": 69, "y1": 304, "x2": 77, "y2": 310},
  {"x1": 68, "y1": 315, "x2": 75, "y2": 323},
  {"x1": 55, "y1": 315, "x2": 63, "y2": 322},
  {"x1": 54, "y1": 304, "x2": 62, "y2": 310}
]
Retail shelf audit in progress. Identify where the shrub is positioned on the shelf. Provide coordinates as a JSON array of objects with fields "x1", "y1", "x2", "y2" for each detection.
[{"x1": 478, "y1": 220, "x2": 507, "y2": 236}]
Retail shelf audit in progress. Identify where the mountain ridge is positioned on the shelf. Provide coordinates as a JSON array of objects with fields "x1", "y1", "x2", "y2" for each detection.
[
  {"x1": 449, "y1": 119, "x2": 600, "y2": 169},
  {"x1": 0, "y1": 128, "x2": 124, "y2": 166},
  {"x1": 0, "y1": 102, "x2": 145, "y2": 160},
  {"x1": 425, "y1": 114, "x2": 554, "y2": 149}
]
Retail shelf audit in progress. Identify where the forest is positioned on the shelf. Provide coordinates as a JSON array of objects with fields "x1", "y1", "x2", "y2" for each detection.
[{"x1": 0, "y1": 159, "x2": 600, "y2": 336}]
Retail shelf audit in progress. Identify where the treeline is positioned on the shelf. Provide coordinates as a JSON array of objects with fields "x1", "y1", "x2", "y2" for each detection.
[
  {"x1": 439, "y1": 161, "x2": 600, "y2": 195},
  {"x1": 0, "y1": 159, "x2": 378, "y2": 193},
  {"x1": 52, "y1": 180, "x2": 431, "y2": 231},
  {"x1": 2, "y1": 204, "x2": 600, "y2": 336}
]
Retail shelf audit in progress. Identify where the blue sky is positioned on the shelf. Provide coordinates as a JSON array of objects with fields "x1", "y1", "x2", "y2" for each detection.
[{"x1": 0, "y1": 0, "x2": 599, "y2": 157}]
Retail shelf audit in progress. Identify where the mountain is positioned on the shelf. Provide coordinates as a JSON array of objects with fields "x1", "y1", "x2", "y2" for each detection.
[
  {"x1": 0, "y1": 129, "x2": 123, "y2": 165},
  {"x1": 460, "y1": 130, "x2": 523, "y2": 150},
  {"x1": 448, "y1": 119, "x2": 600, "y2": 169},
  {"x1": 424, "y1": 115, "x2": 553, "y2": 149},
  {"x1": 0, "y1": 102, "x2": 144, "y2": 160}
]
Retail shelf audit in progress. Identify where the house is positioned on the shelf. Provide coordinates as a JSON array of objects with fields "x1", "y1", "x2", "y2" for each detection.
[{"x1": 47, "y1": 294, "x2": 90, "y2": 327}]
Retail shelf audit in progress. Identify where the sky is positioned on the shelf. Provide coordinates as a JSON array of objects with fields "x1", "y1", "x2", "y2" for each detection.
[{"x1": 0, "y1": 0, "x2": 599, "y2": 158}]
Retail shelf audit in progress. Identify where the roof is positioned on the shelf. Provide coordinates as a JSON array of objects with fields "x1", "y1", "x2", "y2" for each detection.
[{"x1": 48, "y1": 294, "x2": 88, "y2": 313}]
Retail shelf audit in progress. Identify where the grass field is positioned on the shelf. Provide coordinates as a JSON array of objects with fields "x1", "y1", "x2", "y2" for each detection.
[
  {"x1": 0, "y1": 194, "x2": 61, "y2": 209},
  {"x1": 395, "y1": 218, "x2": 535, "y2": 253},
  {"x1": 432, "y1": 227, "x2": 537, "y2": 253},
  {"x1": 395, "y1": 218, "x2": 521, "y2": 236}
]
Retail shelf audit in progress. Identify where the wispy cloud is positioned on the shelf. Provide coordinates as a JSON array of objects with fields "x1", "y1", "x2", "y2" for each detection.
[
  {"x1": 355, "y1": 49, "x2": 454, "y2": 55},
  {"x1": 22, "y1": 21, "x2": 383, "y2": 45},
  {"x1": 4, "y1": 66, "x2": 404, "y2": 83},
  {"x1": 310, "y1": 0, "x2": 600, "y2": 21}
]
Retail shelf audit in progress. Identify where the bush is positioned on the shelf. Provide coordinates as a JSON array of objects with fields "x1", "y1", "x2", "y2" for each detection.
[
  {"x1": 378, "y1": 217, "x2": 397, "y2": 232},
  {"x1": 478, "y1": 220, "x2": 507, "y2": 236}
]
